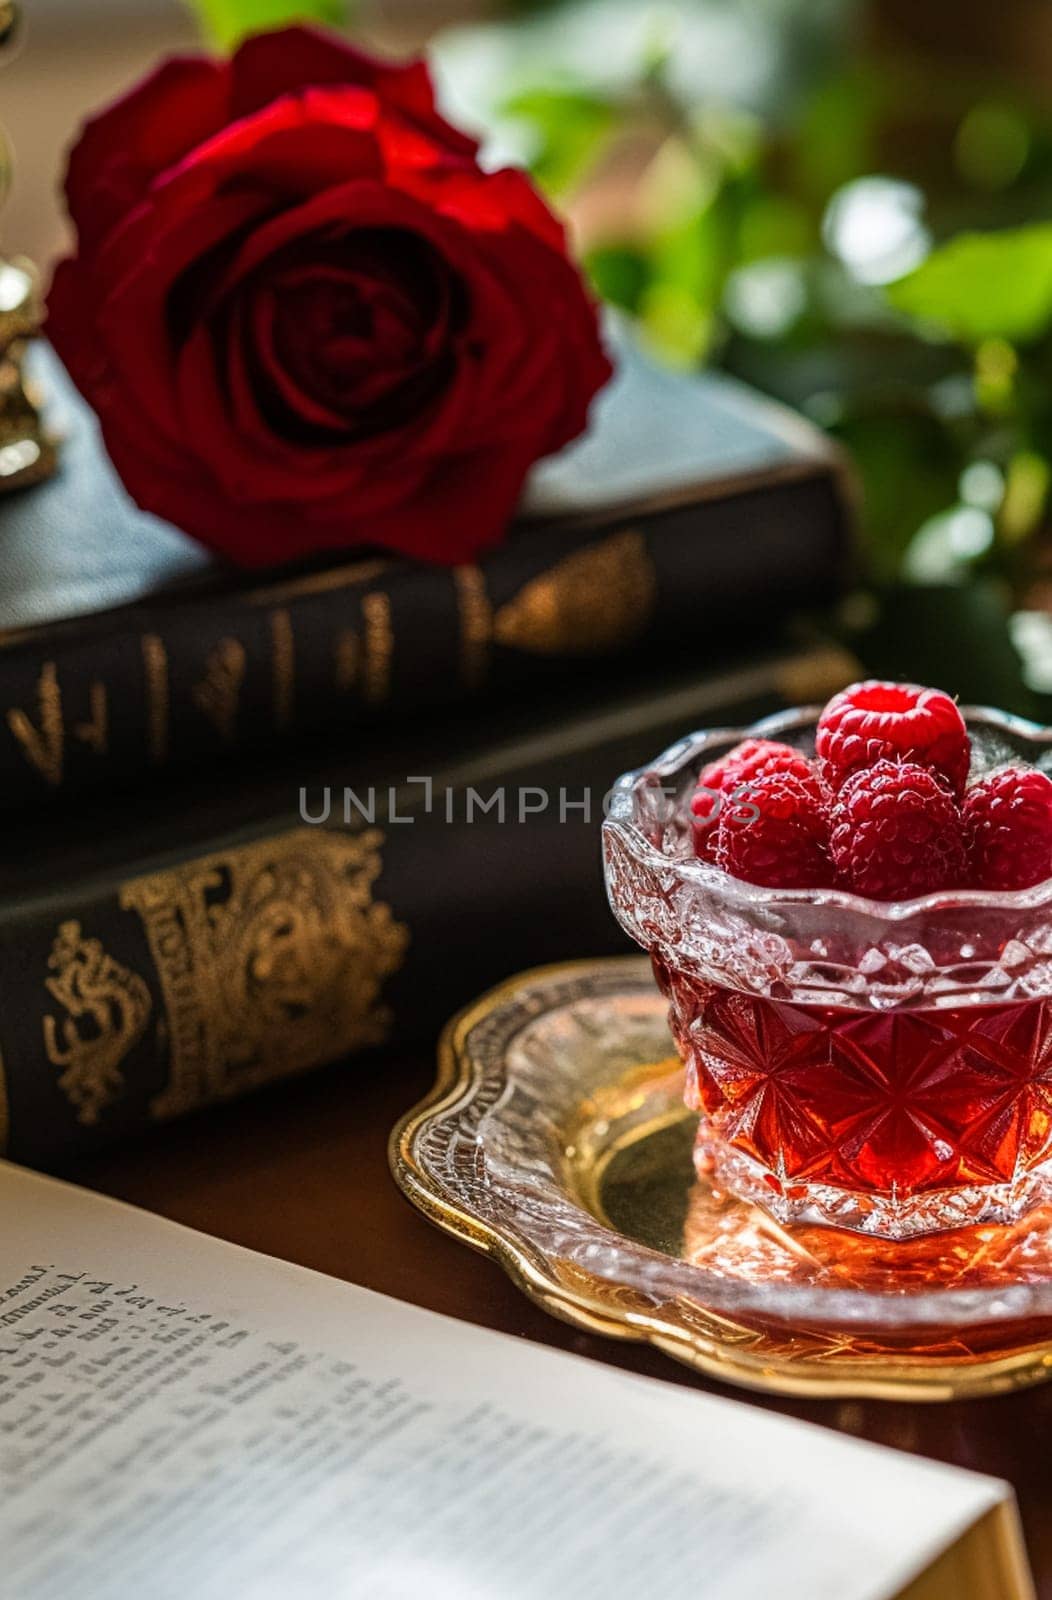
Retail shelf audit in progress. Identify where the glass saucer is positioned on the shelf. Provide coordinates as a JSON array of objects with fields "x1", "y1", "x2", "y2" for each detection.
[{"x1": 391, "y1": 956, "x2": 1052, "y2": 1400}]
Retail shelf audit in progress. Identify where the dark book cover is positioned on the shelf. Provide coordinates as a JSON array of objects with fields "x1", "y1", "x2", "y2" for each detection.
[
  {"x1": 0, "y1": 331, "x2": 854, "y2": 812},
  {"x1": 0, "y1": 641, "x2": 857, "y2": 1168}
]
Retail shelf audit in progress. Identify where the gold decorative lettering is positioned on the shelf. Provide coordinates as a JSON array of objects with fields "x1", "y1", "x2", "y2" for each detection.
[
  {"x1": 73, "y1": 680, "x2": 107, "y2": 754},
  {"x1": 493, "y1": 529, "x2": 657, "y2": 656},
  {"x1": 193, "y1": 637, "x2": 246, "y2": 742},
  {"x1": 120, "y1": 828, "x2": 408, "y2": 1121},
  {"x1": 454, "y1": 565, "x2": 493, "y2": 690},
  {"x1": 8, "y1": 660, "x2": 62, "y2": 784},
  {"x1": 43, "y1": 921, "x2": 152, "y2": 1125},
  {"x1": 270, "y1": 608, "x2": 295, "y2": 730},
  {"x1": 141, "y1": 633, "x2": 169, "y2": 765},
  {"x1": 361, "y1": 592, "x2": 393, "y2": 704}
]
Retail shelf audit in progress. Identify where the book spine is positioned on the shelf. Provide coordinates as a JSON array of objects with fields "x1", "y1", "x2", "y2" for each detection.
[
  {"x1": 0, "y1": 807, "x2": 633, "y2": 1169},
  {"x1": 0, "y1": 643, "x2": 850, "y2": 1169},
  {"x1": 0, "y1": 470, "x2": 849, "y2": 811}
]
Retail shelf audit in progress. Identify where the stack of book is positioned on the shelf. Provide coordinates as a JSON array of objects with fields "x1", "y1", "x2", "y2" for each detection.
[{"x1": 0, "y1": 331, "x2": 855, "y2": 1165}]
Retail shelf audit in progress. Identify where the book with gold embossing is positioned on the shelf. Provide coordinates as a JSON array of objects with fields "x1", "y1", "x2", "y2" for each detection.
[
  {"x1": 0, "y1": 327, "x2": 851, "y2": 811},
  {"x1": 0, "y1": 641, "x2": 856, "y2": 1165}
]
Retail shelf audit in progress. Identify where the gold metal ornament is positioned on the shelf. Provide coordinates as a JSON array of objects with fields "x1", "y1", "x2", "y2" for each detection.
[
  {"x1": 392, "y1": 957, "x2": 1052, "y2": 1403},
  {"x1": 0, "y1": 3, "x2": 56, "y2": 492}
]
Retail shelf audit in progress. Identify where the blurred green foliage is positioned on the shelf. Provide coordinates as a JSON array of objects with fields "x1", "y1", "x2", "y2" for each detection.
[
  {"x1": 467, "y1": 0, "x2": 1052, "y2": 711},
  {"x1": 889, "y1": 225, "x2": 1052, "y2": 344},
  {"x1": 186, "y1": 0, "x2": 346, "y2": 50}
]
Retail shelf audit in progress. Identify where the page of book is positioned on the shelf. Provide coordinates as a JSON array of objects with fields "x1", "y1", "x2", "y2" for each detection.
[{"x1": 0, "y1": 1163, "x2": 1012, "y2": 1600}]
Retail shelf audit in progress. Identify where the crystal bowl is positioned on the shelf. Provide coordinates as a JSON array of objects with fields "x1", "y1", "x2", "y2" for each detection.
[{"x1": 602, "y1": 706, "x2": 1052, "y2": 1239}]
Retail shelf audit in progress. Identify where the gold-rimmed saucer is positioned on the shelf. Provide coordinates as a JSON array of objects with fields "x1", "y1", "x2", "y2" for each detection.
[{"x1": 390, "y1": 957, "x2": 1052, "y2": 1401}]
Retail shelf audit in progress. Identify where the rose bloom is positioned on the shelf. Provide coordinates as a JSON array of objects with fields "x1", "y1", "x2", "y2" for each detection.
[{"x1": 47, "y1": 27, "x2": 612, "y2": 567}]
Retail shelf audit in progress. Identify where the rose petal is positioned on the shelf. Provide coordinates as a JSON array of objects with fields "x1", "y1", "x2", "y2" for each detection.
[
  {"x1": 230, "y1": 25, "x2": 478, "y2": 159},
  {"x1": 66, "y1": 55, "x2": 230, "y2": 250},
  {"x1": 47, "y1": 27, "x2": 611, "y2": 569}
]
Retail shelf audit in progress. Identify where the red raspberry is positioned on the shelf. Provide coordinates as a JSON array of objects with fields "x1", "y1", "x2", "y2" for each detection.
[
  {"x1": 830, "y1": 760, "x2": 966, "y2": 899},
  {"x1": 816, "y1": 680, "x2": 970, "y2": 798},
  {"x1": 714, "y1": 771, "x2": 831, "y2": 888},
  {"x1": 699, "y1": 738, "x2": 813, "y2": 793},
  {"x1": 690, "y1": 788, "x2": 723, "y2": 862},
  {"x1": 691, "y1": 739, "x2": 819, "y2": 861},
  {"x1": 963, "y1": 766, "x2": 1052, "y2": 890}
]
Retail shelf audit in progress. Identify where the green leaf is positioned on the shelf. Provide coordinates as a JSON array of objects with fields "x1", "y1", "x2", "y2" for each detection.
[
  {"x1": 887, "y1": 223, "x2": 1052, "y2": 345},
  {"x1": 184, "y1": 0, "x2": 347, "y2": 51},
  {"x1": 584, "y1": 245, "x2": 650, "y2": 313},
  {"x1": 503, "y1": 88, "x2": 614, "y2": 197}
]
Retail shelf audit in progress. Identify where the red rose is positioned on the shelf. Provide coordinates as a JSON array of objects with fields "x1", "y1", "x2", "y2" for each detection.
[{"x1": 47, "y1": 26, "x2": 611, "y2": 567}]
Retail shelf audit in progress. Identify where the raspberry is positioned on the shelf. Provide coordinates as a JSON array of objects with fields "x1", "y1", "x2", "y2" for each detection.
[
  {"x1": 963, "y1": 766, "x2": 1052, "y2": 890},
  {"x1": 830, "y1": 760, "x2": 966, "y2": 899},
  {"x1": 816, "y1": 680, "x2": 970, "y2": 798},
  {"x1": 690, "y1": 789, "x2": 723, "y2": 862},
  {"x1": 691, "y1": 739, "x2": 820, "y2": 861},
  {"x1": 699, "y1": 738, "x2": 813, "y2": 794},
  {"x1": 714, "y1": 770, "x2": 831, "y2": 888}
]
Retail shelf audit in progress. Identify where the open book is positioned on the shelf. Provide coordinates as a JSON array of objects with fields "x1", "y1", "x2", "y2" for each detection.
[{"x1": 0, "y1": 1163, "x2": 1034, "y2": 1600}]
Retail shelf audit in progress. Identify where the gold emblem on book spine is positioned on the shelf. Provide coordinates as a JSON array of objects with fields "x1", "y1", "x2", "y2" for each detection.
[
  {"x1": 493, "y1": 529, "x2": 657, "y2": 655},
  {"x1": 43, "y1": 920, "x2": 152, "y2": 1124},
  {"x1": 120, "y1": 827, "x2": 408, "y2": 1121}
]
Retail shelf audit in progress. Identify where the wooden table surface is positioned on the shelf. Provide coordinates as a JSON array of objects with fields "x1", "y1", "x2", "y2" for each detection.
[{"x1": 70, "y1": 1049, "x2": 1052, "y2": 1597}]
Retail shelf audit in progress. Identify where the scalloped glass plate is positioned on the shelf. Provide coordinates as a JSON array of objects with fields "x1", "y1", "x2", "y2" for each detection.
[{"x1": 391, "y1": 956, "x2": 1052, "y2": 1401}]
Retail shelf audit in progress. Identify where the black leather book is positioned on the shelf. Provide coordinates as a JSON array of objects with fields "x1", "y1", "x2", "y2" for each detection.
[
  {"x1": 0, "y1": 331, "x2": 853, "y2": 812},
  {"x1": 0, "y1": 642, "x2": 856, "y2": 1167}
]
